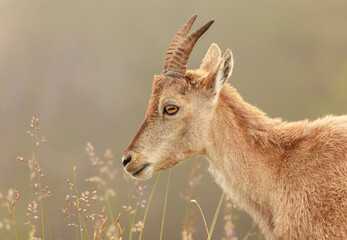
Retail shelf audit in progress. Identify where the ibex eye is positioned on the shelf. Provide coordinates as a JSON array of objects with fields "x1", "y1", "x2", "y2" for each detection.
[{"x1": 164, "y1": 105, "x2": 179, "y2": 115}]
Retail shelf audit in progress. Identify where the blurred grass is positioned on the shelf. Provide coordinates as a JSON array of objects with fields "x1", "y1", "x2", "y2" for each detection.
[{"x1": 0, "y1": 117, "x2": 261, "y2": 239}]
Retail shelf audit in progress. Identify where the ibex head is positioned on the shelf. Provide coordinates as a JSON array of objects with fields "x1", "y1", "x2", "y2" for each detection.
[{"x1": 122, "y1": 15, "x2": 234, "y2": 179}]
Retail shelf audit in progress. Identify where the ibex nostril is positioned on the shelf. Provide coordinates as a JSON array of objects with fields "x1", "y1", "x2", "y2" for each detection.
[{"x1": 122, "y1": 155, "x2": 132, "y2": 167}]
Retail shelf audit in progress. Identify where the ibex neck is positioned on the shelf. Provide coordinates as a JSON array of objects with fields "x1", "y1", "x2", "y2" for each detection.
[
  {"x1": 207, "y1": 85, "x2": 283, "y2": 165},
  {"x1": 206, "y1": 84, "x2": 283, "y2": 236}
]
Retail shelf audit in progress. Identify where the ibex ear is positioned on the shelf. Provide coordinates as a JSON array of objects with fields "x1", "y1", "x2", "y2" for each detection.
[
  {"x1": 202, "y1": 49, "x2": 234, "y2": 97},
  {"x1": 200, "y1": 43, "x2": 221, "y2": 72}
]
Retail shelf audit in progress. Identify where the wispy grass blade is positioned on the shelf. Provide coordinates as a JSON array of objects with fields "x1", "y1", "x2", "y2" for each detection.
[
  {"x1": 160, "y1": 170, "x2": 171, "y2": 240},
  {"x1": 127, "y1": 181, "x2": 138, "y2": 240},
  {"x1": 138, "y1": 172, "x2": 161, "y2": 240},
  {"x1": 207, "y1": 192, "x2": 225, "y2": 240},
  {"x1": 190, "y1": 199, "x2": 209, "y2": 236},
  {"x1": 103, "y1": 185, "x2": 115, "y2": 224},
  {"x1": 7, "y1": 202, "x2": 20, "y2": 240},
  {"x1": 182, "y1": 156, "x2": 200, "y2": 230},
  {"x1": 31, "y1": 118, "x2": 46, "y2": 240},
  {"x1": 11, "y1": 219, "x2": 20, "y2": 240},
  {"x1": 72, "y1": 159, "x2": 84, "y2": 240},
  {"x1": 34, "y1": 152, "x2": 45, "y2": 240}
]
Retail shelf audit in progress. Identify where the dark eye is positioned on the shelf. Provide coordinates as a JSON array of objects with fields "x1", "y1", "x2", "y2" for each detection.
[{"x1": 164, "y1": 105, "x2": 179, "y2": 115}]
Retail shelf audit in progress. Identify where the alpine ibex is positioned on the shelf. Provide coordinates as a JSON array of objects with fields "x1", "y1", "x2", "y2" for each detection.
[{"x1": 122, "y1": 15, "x2": 347, "y2": 239}]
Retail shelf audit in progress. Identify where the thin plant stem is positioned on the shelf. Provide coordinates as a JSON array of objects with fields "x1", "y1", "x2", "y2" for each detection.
[
  {"x1": 7, "y1": 204, "x2": 19, "y2": 240},
  {"x1": 207, "y1": 192, "x2": 225, "y2": 240},
  {"x1": 183, "y1": 198, "x2": 192, "y2": 230},
  {"x1": 183, "y1": 157, "x2": 199, "y2": 227},
  {"x1": 138, "y1": 172, "x2": 161, "y2": 240},
  {"x1": 33, "y1": 142, "x2": 45, "y2": 240},
  {"x1": 72, "y1": 159, "x2": 84, "y2": 240},
  {"x1": 190, "y1": 199, "x2": 209, "y2": 236},
  {"x1": 82, "y1": 215, "x2": 91, "y2": 240},
  {"x1": 103, "y1": 185, "x2": 115, "y2": 224},
  {"x1": 73, "y1": 164, "x2": 91, "y2": 240},
  {"x1": 127, "y1": 182, "x2": 138, "y2": 240},
  {"x1": 42, "y1": 197, "x2": 52, "y2": 240},
  {"x1": 74, "y1": 203, "x2": 79, "y2": 240},
  {"x1": 160, "y1": 170, "x2": 171, "y2": 240},
  {"x1": 128, "y1": 205, "x2": 138, "y2": 240},
  {"x1": 115, "y1": 214, "x2": 125, "y2": 240},
  {"x1": 97, "y1": 217, "x2": 107, "y2": 240},
  {"x1": 38, "y1": 169, "x2": 45, "y2": 240},
  {"x1": 11, "y1": 218, "x2": 20, "y2": 240},
  {"x1": 32, "y1": 126, "x2": 45, "y2": 240}
]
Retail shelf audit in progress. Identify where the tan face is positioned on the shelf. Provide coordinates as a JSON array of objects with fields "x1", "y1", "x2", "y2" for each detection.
[{"x1": 122, "y1": 76, "x2": 208, "y2": 179}]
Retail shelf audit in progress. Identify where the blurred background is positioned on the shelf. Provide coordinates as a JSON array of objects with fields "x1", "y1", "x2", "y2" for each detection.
[{"x1": 0, "y1": 0, "x2": 346, "y2": 239}]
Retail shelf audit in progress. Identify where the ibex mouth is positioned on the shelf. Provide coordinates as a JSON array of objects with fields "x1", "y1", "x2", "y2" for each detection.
[{"x1": 132, "y1": 163, "x2": 150, "y2": 177}]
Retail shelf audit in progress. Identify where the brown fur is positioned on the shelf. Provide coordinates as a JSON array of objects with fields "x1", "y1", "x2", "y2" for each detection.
[
  {"x1": 207, "y1": 85, "x2": 347, "y2": 239},
  {"x1": 122, "y1": 23, "x2": 347, "y2": 238}
]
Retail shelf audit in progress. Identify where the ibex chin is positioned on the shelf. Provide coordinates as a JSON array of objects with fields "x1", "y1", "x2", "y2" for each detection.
[{"x1": 122, "y1": 15, "x2": 347, "y2": 239}]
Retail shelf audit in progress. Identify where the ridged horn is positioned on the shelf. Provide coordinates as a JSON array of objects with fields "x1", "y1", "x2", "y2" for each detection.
[
  {"x1": 163, "y1": 15, "x2": 198, "y2": 74},
  {"x1": 164, "y1": 18, "x2": 214, "y2": 79}
]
